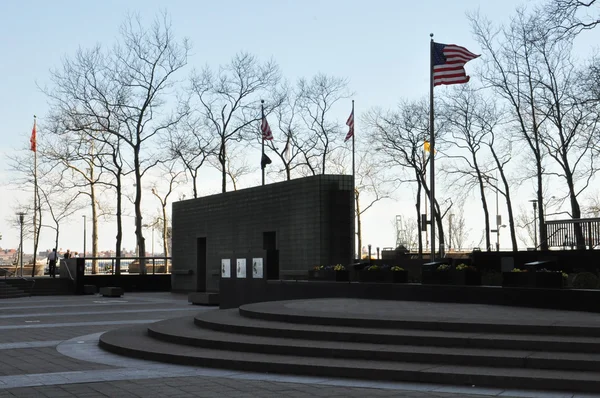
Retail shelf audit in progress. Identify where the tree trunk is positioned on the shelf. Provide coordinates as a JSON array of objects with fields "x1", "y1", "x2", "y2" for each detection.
[
  {"x1": 90, "y1": 165, "x2": 99, "y2": 274},
  {"x1": 415, "y1": 176, "x2": 423, "y2": 259},
  {"x1": 162, "y1": 205, "x2": 169, "y2": 261},
  {"x1": 134, "y1": 144, "x2": 146, "y2": 273},
  {"x1": 221, "y1": 139, "x2": 227, "y2": 193},
  {"x1": 476, "y1": 175, "x2": 492, "y2": 251},
  {"x1": 115, "y1": 174, "x2": 122, "y2": 276}
]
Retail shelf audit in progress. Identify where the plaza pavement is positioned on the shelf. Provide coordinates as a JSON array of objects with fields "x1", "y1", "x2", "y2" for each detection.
[{"x1": 0, "y1": 292, "x2": 597, "y2": 398}]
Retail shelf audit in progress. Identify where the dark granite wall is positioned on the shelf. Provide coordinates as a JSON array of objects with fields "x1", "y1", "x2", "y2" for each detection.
[{"x1": 171, "y1": 175, "x2": 354, "y2": 292}]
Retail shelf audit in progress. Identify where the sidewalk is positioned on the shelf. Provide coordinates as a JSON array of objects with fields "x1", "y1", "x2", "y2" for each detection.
[{"x1": 0, "y1": 292, "x2": 595, "y2": 398}]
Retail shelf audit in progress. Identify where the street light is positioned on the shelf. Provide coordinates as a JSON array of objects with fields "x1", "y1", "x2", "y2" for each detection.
[
  {"x1": 491, "y1": 224, "x2": 507, "y2": 251},
  {"x1": 529, "y1": 199, "x2": 538, "y2": 250},
  {"x1": 82, "y1": 215, "x2": 86, "y2": 258},
  {"x1": 448, "y1": 213, "x2": 454, "y2": 252},
  {"x1": 17, "y1": 212, "x2": 25, "y2": 277},
  {"x1": 143, "y1": 223, "x2": 155, "y2": 257}
]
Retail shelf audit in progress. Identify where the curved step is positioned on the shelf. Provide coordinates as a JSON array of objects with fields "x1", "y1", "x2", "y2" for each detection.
[
  {"x1": 195, "y1": 309, "x2": 600, "y2": 354},
  {"x1": 238, "y1": 300, "x2": 600, "y2": 337},
  {"x1": 150, "y1": 316, "x2": 600, "y2": 371},
  {"x1": 99, "y1": 324, "x2": 600, "y2": 393}
]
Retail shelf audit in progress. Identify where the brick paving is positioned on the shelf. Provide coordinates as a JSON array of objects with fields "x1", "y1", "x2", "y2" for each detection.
[{"x1": 0, "y1": 292, "x2": 597, "y2": 397}]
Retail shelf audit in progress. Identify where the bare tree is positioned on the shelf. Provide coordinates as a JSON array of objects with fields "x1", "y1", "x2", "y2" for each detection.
[
  {"x1": 448, "y1": 207, "x2": 470, "y2": 251},
  {"x1": 44, "y1": 13, "x2": 190, "y2": 271},
  {"x1": 543, "y1": 0, "x2": 600, "y2": 36},
  {"x1": 190, "y1": 52, "x2": 280, "y2": 193},
  {"x1": 208, "y1": 143, "x2": 257, "y2": 191},
  {"x1": 440, "y1": 86, "x2": 496, "y2": 251},
  {"x1": 470, "y1": 10, "x2": 550, "y2": 249},
  {"x1": 534, "y1": 30, "x2": 598, "y2": 247},
  {"x1": 265, "y1": 83, "x2": 305, "y2": 181},
  {"x1": 329, "y1": 147, "x2": 394, "y2": 256},
  {"x1": 367, "y1": 99, "x2": 446, "y2": 258},
  {"x1": 296, "y1": 74, "x2": 351, "y2": 175},
  {"x1": 150, "y1": 160, "x2": 184, "y2": 267},
  {"x1": 169, "y1": 111, "x2": 216, "y2": 198}
]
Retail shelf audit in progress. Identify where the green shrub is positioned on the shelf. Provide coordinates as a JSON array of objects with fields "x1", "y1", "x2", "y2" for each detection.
[{"x1": 572, "y1": 272, "x2": 599, "y2": 289}]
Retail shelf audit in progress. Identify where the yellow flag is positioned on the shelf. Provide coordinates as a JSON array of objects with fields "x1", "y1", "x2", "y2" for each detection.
[
  {"x1": 424, "y1": 141, "x2": 437, "y2": 154},
  {"x1": 424, "y1": 141, "x2": 431, "y2": 152}
]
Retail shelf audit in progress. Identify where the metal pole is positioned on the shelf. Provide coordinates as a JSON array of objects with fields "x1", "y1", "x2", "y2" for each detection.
[
  {"x1": 261, "y1": 100, "x2": 265, "y2": 186},
  {"x1": 429, "y1": 34, "x2": 436, "y2": 261},
  {"x1": 18, "y1": 213, "x2": 24, "y2": 277},
  {"x1": 83, "y1": 215, "x2": 86, "y2": 258}
]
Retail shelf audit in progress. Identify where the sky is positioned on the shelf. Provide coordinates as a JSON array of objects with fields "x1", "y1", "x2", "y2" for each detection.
[{"x1": 1, "y1": 0, "x2": 598, "y2": 255}]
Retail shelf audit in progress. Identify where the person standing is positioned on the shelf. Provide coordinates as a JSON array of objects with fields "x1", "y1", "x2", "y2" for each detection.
[{"x1": 47, "y1": 248, "x2": 58, "y2": 278}]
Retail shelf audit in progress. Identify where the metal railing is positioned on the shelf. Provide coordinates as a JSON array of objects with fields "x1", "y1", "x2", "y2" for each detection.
[
  {"x1": 79, "y1": 257, "x2": 172, "y2": 275},
  {"x1": 546, "y1": 218, "x2": 600, "y2": 250}
]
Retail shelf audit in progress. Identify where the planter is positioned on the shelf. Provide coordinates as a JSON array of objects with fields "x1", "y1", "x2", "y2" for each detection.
[
  {"x1": 390, "y1": 270, "x2": 408, "y2": 283},
  {"x1": 534, "y1": 272, "x2": 564, "y2": 289},
  {"x1": 358, "y1": 270, "x2": 390, "y2": 283},
  {"x1": 422, "y1": 270, "x2": 452, "y2": 285},
  {"x1": 502, "y1": 272, "x2": 534, "y2": 287},
  {"x1": 452, "y1": 270, "x2": 481, "y2": 286},
  {"x1": 308, "y1": 270, "x2": 349, "y2": 282}
]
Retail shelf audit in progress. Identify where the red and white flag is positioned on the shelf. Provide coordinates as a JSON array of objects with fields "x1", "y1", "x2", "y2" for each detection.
[
  {"x1": 432, "y1": 43, "x2": 479, "y2": 86},
  {"x1": 344, "y1": 110, "x2": 354, "y2": 142},
  {"x1": 30, "y1": 118, "x2": 37, "y2": 152},
  {"x1": 261, "y1": 116, "x2": 273, "y2": 141}
]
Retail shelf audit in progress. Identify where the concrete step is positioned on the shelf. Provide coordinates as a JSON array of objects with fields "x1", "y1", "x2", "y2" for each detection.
[
  {"x1": 149, "y1": 316, "x2": 600, "y2": 371},
  {"x1": 3, "y1": 278, "x2": 71, "y2": 296},
  {"x1": 195, "y1": 309, "x2": 600, "y2": 354},
  {"x1": 99, "y1": 323, "x2": 600, "y2": 393},
  {"x1": 239, "y1": 300, "x2": 600, "y2": 337},
  {"x1": 0, "y1": 281, "x2": 28, "y2": 299}
]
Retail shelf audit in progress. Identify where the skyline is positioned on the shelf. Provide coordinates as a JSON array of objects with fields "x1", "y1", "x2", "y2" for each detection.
[{"x1": 2, "y1": 0, "x2": 599, "y2": 255}]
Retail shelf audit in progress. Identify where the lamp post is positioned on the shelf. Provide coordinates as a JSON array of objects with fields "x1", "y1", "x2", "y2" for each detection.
[
  {"x1": 448, "y1": 213, "x2": 454, "y2": 252},
  {"x1": 367, "y1": 244, "x2": 372, "y2": 264},
  {"x1": 82, "y1": 215, "x2": 86, "y2": 258},
  {"x1": 17, "y1": 212, "x2": 25, "y2": 277},
  {"x1": 143, "y1": 223, "x2": 155, "y2": 257},
  {"x1": 529, "y1": 199, "x2": 538, "y2": 250}
]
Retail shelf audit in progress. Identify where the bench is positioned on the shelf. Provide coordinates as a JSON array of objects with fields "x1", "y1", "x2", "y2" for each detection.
[{"x1": 99, "y1": 287, "x2": 124, "y2": 297}]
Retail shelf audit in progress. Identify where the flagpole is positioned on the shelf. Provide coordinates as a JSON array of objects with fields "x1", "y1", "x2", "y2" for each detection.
[
  {"x1": 351, "y1": 99, "x2": 356, "y2": 263},
  {"x1": 429, "y1": 34, "x2": 436, "y2": 261},
  {"x1": 33, "y1": 116, "x2": 38, "y2": 276},
  {"x1": 261, "y1": 100, "x2": 265, "y2": 186}
]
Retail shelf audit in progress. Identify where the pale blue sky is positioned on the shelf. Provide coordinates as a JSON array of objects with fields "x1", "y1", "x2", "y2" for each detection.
[{"x1": 3, "y1": 0, "x2": 586, "y2": 253}]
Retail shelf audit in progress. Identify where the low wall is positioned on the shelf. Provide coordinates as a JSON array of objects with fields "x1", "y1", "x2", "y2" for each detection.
[
  {"x1": 80, "y1": 275, "x2": 171, "y2": 292},
  {"x1": 220, "y1": 278, "x2": 600, "y2": 313}
]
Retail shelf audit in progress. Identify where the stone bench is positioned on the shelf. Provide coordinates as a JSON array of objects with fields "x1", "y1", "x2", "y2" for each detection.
[
  {"x1": 188, "y1": 292, "x2": 219, "y2": 306},
  {"x1": 99, "y1": 287, "x2": 124, "y2": 297},
  {"x1": 83, "y1": 285, "x2": 97, "y2": 295}
]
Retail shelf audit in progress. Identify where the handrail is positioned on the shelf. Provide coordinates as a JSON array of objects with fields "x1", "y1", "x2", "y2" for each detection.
[{"x1": 60, "y1": 259, "x2": 75, "y2": 281}]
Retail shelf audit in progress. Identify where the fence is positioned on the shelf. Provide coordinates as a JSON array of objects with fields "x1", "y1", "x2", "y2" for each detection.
[
  {"x1": 77, "y1": 257, "x2": 172, "y2": 275},
  {"x1": 545, "y1": 218, "x2": 600, "y2": 250}
]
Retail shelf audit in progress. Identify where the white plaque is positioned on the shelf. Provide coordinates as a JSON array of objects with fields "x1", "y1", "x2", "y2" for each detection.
[
  {"x1": 236, "y1": 258, "x2": 246, "y2": 278},
  {"x1": 221, "y1": 259, "x2": 231, "y2": 278},
  {"x1": 252, "y1": 258, "x2": 263, "y2": 278}
]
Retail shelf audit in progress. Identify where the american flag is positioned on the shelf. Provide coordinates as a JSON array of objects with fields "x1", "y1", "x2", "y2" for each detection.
[
  {"x1": 261, "y1": 116, "x2": 273, "y2": 140},
  {"x1": 432, "y1": 43, "x2": 479, "y2": 86},
  {"x1": 344, "y1": 110, "x2": 354, "y2": 142}
]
